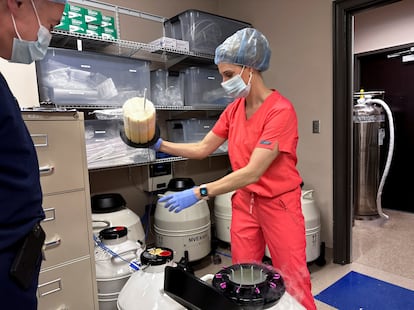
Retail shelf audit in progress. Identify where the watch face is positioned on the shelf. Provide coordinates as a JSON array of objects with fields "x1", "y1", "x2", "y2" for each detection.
[{"x1": 200, "y1": 187, "x2": 208, "y2": 196}]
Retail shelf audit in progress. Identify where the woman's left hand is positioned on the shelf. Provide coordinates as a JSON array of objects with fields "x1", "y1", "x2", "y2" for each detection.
[{"x1": 158, "y1": 188, "x2": 199, "y2": 213}]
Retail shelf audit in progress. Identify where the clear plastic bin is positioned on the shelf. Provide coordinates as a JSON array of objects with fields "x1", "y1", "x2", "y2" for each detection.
[
  {"x1": 84, "y1": 119, "x2": 155, "y2": 169},
  {"x1": 36, "y1": 48, "x2": 150, "y2": 107},
  {"x1": 184, "y1": 67, "x2": 232, "y2": 107},
  {"x1": 150, "y1": 69, "x2": 184, "y2": 106},
  {"x1": 166, "y1": 118, "x2": 228, "y2": 154},
  {"x1": 164, "y1": 9, "x2": 252, "y2": 55}
]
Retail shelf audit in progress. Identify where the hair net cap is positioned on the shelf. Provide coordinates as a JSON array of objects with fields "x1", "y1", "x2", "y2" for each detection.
[
  {"x1": 214, "y1": 28, "x2": 271, "y2": 72},
  {"x1": 49, "y1": 0, "x2": 68, "y2": 3}
]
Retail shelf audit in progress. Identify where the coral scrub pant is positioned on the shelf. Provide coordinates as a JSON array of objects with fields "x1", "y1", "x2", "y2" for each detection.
[{"x1": 230, "y1": 187, "x2": 316, "y2": 310}]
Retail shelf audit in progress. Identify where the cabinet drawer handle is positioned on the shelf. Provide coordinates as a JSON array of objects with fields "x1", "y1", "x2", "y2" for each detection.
[
  {"x1": 44, "y1": 235, "x2": 61, "y2": 249},
  {"x1": 43, "y1": 208, "x2": 56, "y2": 222},
  {"x1": 38, "y1": 278, "x2": 62, "y2": 297},
  {"x1": 39, "y1": 165, "x2": 54, "y2": 175},
  {"x1": 31, "y1": 134, "x2": 48, "y2": 147}
]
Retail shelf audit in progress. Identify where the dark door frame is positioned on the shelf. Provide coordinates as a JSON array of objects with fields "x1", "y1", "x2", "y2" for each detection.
[{"x1": 332, "y1": 0, "x2": 401, "y2": 264}]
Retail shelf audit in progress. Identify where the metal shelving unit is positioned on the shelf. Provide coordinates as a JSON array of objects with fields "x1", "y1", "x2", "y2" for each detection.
[
  {"x1": 51, "y1": 0, "x2": 227, "y2": 170},
  {"x1": 50, "y1": 29, "x2": 215, "y2": 65},
  {"x1": 53, "y1": 0, "x2": 215, "y2": 65}
]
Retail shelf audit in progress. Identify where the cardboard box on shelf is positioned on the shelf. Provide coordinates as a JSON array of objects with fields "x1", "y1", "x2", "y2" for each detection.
[
  {"x1": 86, "y1": 24, "x2": 103, "y2": 37},
  {"x1": 101, "y1": 26, "x2": 118, "y2": 40},
  {"x1": 176, "y1": 39, "x2": 189, "y2": 52},
  {"x1": 148, "y1": 37, "x2": 177, "y2": 50},
  {"x1": 55, "y1": 15, "x2": 87, "y2": 34},
  {"x1": 64, "y1": 4, "x2": 87, "y2": 19},
  {"x1": 101, "y1": 15, "x2": 115, "y2": 28},
  {"x1": 85, "y1": 8, "x2": 102, "y2": 25}
]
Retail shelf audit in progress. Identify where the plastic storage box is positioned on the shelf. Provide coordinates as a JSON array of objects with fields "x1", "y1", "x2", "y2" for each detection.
[
  {"x1": 164, "y1": 9, "x2": 252, "y2": 55},
  {"x1": 167, "y1": 118, "x2": 216, "y2": 143},
  {"x1": 36, "y1": 48, "x2": 150, "y2": 107},
  {"x1": 166, "y1": 118, "x2": 228, "y2": 154},
  {"x1": 84, "y1": 119, "x2": 155, "y2": 169},
  {"x1": 150, "y1": 69, "x2": 184, "y2": 106},
  {"x1": 184, "y1": 66, "x2": 232, "y2": 107}
]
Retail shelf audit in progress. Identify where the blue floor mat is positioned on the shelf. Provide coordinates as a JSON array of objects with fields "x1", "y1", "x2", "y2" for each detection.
[{"x1": 314, "y1": 271, "x2": 414, "y2": 309}]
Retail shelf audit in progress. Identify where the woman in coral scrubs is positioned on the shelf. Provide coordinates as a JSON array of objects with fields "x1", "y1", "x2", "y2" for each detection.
[{"x1": 155, "y1": 28, "x2": 316, "y2": 310}]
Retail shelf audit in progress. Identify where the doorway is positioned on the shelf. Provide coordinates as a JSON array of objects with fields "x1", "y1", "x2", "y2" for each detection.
[
  {"x1": 332, "y1": 0, "x2": 401, "y2": 265},
  {"x1": 356, "y1": 45, "x2": 414, "y2": 213}
]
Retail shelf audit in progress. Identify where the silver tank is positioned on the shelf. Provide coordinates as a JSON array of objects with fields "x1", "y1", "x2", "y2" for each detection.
[{"x1": 353, "y1": 100, "x2": 385, "y2": 219}]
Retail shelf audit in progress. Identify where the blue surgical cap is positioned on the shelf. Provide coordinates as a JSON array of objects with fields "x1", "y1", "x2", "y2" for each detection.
[
  {"x1": 49, "y1": 0, "x2": 68, "y2": 3},
  {"x1": 214, "y1": 28, "x2": 271, "y2": 72}
]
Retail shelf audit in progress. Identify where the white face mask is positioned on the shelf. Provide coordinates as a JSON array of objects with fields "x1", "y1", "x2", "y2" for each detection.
[
  {"x1": 9, "y1": 0, "x2": 52, "y2": 64},
  {"x1": 221, "y1": 66, "x2": 253, "y2": 98}
]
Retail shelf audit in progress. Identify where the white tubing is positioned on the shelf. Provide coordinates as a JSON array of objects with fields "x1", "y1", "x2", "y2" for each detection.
[{"x1": 365, "y1": 98, "x2": 394, "y2": 220}]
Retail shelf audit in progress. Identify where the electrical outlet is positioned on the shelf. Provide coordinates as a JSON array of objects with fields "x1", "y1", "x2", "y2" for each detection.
[{"x1": 312, "y1": 120, "x2": 320, "y2": 133}]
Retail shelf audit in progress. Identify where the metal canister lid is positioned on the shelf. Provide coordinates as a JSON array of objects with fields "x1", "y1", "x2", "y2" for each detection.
[{"x1": 140, "y1": 247, "x2": 174, "y2": 266}]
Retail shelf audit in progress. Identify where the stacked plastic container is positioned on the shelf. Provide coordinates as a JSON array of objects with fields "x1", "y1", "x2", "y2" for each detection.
[
  {"x1": 166, "y1": 118, "x2": 228, "y2": 154},
  {"x1": 163, "y1": 10, "x2": 251, "y2": 107},
  {"x1": 184, "y1": 66, "x2": 232, "y2": 107},
  {"x1": 166, "y1": 118, "x2": 216, "y2": 143},
  {"x1": 164, "y1": 9, "x2": 252, "y2": 56},
  {"x1": 150, "y1": 69, "x2": 184, "y2": 106},
  {"x1": 36, "y1": 48, "x2": 150, "y2": 108},
  {"x1": 84, "y1": 120, "x2": 155, "y2": 169}
]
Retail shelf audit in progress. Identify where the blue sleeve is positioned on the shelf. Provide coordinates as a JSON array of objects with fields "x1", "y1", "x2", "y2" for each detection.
[{"x1": 0, "y1": 73, "x2": 44, "y2": 250}]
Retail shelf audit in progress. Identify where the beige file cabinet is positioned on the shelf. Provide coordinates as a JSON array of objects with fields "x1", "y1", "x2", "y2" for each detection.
[{"x1": 23, "y1": 110, "x2": 98, "y2": 310}]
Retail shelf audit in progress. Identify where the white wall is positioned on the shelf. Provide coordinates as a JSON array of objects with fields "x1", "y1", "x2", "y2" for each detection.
[
  {"x1": 354, "y1": 0, "x2": 414, "y2": 54},
  {"x1": 0, "y1": 60, "x2": 39, "y2": 108}
]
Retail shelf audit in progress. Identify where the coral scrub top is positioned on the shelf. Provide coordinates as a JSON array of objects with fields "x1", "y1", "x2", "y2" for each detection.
[{"x1": 212, "y1": 90, "x2": 302, "y2": 197}]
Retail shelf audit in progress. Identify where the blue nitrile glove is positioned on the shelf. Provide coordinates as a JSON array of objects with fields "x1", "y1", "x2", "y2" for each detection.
[
  {"x1": 149, "y1": 138, "x2": 163, "y2": 151},
  {"x1": 158, "y1": 188, "x2": 199, "y2": 213}
]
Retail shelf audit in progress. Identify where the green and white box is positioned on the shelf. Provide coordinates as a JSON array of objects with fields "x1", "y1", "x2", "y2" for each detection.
[
  {"x1": 55, "y1": 15, "x2": 87, "y2": 34},
  {"x1": 85, "y1": 8, "x2": 102, "y2": 25},
  {"x1": 64, "y1": 4, "x2": 87, "y2": 19},
  {"x1": 86, "y1": 24, "x2": 102, "y2": 37},
  {"x1": 102, "y1": 27, "x2": 117, "y2": 40},
  {"x1": 101, "y1": 15, "x2": 115, "y2": 28}
]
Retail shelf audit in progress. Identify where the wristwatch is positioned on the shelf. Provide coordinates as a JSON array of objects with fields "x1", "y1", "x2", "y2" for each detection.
[{"x1": 199, "y1": 184, "x2": 209, "y2": 200}]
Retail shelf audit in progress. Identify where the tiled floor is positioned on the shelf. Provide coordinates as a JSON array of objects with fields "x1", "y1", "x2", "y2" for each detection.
[{"x1": 191, "y1": 208, "x2": 414, "y2": 309}]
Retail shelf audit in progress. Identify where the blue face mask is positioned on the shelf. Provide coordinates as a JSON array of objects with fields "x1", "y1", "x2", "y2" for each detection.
[
  {"x1": 221, "y1": 66, "x2": 253, "y2": 98},
  {"x1": 9, "y1": 0, "x2": 52, "y2": 64}
]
